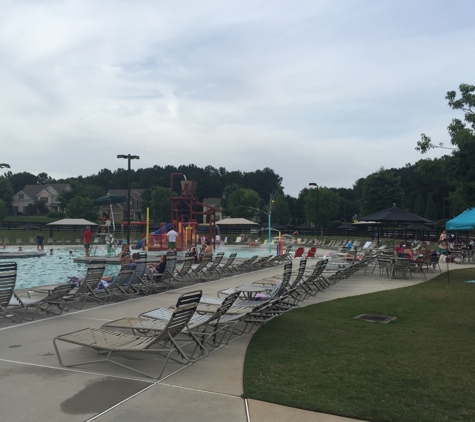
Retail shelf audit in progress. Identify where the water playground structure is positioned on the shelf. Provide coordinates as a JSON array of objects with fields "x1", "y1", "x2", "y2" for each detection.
[{"x1": 134, "y1": 173, "x2": 219, "y2": 252}]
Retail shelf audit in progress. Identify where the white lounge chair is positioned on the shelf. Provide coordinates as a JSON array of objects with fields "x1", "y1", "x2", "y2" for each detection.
[{"x1": 54, "y1": 294, "x2": 201, "y2": 379}]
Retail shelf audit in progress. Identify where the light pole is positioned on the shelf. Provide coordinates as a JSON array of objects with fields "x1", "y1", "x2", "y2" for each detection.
[
  {"x1": 248, "y1": 205, "x2": 273, "y2": 254},
  {"x1": 267, "y1": 193, "x2": 277, "y2": 253},
  {"x1": 0, "y1": 164, "x2": 10, "y2": 168},
  {"x1": 309, "y1": 183, "x2": 321, "y2": 238},
  {"x1": 117, "y1": 154, "x2": 140, "y2": 246}
]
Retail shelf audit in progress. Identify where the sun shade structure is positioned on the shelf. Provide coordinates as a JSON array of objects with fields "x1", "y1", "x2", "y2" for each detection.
[
  {"x1": 93, "y1": 194, "x2": 126, "y2": 206},
  {"x1": 359, "y1": 204, "x2": 433, "y2": 224},
  {"x1": 406, "y1": 223, "x2": 432, "y2": 231},
  {"x1": 215, "y1": 218, "x2": 258, "y2": 225},
  {"x1": 294, "y1": 223, "x2": 314, "y2": 230},
  {"x1": 446, "y1": 208, "x2": 475, "y2": 231},
  {"x1": 46, "y1": 219, "x2": 98, "y2": 226}
]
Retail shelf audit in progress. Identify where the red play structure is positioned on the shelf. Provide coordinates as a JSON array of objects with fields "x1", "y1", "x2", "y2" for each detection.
[{"x1": 146, "y1": 173, "x2": 218, "y2": 252}]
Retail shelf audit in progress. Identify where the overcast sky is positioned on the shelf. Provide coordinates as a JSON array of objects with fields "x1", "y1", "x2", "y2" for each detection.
[{"x1": 0, "y1": 0, "x2": 473, "y2": 197}]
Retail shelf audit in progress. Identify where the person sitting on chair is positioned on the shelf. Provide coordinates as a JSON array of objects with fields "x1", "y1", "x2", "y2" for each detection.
[
  {"x1": 198, "y1": 241, "x2": 213, "y2": 262},
  {"x1": 98, "y1": 212, "x2": 111, "y2": 233},
  {"x1": 186, "y1": 246, "x2": 198, "y2": 263},
  {"x1": 147, "y1": 255, "x2": 167, "y2": 276},
  {"x1": 438, "y1": 240, "x2": 450, "y2": 255}
]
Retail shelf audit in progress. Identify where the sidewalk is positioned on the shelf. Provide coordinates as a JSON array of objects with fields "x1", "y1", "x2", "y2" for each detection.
[{"x1": 0, "y1": 253, "x2": 452, "y2": 422}]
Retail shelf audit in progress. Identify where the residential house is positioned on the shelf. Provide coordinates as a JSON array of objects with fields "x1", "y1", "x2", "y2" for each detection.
[
  {"x1": 12, "y1": 184, "x2": 70, "y2": 214},
  {"x1": 202, "y1": 198, "x2": 223, "y2": 223}
]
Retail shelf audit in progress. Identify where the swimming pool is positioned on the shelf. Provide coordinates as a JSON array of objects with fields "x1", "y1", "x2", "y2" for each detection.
[
  {"x1": 8, "y1": 244, "x2": 291, "y2": 289},
  {"x1": 6, "y1": 248, "x2": 120, "y2": 290}
]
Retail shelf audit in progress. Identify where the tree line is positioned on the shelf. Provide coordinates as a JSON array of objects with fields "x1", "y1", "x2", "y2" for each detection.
[{"x1": 1, "y1": 83, "x2": 474, "y2": 230}]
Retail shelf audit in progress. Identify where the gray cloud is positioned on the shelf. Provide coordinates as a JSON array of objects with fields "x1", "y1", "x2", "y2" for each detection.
[{"x1": 0, "y1": 0, "x2": 473, "y2": 196}]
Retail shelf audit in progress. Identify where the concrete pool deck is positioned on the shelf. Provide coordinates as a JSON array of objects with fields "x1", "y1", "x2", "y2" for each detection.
[{"x1": 0, "y1": 250, "x2": 460, "y2": 422}]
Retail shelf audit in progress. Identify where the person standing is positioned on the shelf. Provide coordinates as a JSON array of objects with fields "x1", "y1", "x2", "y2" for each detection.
[
  {"x1": 36, "y1": 232, "x2": 45, "y2": 250},
  {"x1": 167, "y1": 226, "x2": 178, "y2": 251},
  {"x1": 83, "y1": 226, "x2": 93, "y2": 257}
]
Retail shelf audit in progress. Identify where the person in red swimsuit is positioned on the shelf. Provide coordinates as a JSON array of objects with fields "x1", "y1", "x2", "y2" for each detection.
[{"x1": 83, "y1": 226, "x2": 94, "y2": 257}]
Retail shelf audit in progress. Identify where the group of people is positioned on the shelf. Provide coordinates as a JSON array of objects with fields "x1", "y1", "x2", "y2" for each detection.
[
  {"x1": 437, "y1": 230, "x2": 474, "y2": 257},
  {"x1": 186, "y1": 239, "x2": 213, "y2": 263}
]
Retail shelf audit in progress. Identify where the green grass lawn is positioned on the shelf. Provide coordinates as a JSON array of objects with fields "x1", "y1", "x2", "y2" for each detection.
[
  {"x1": 243, "y1": 269, "x2": 475, "y2": 422},
  {"x1": 0, "y1": 229, "x2": 83, "y2": 244}
]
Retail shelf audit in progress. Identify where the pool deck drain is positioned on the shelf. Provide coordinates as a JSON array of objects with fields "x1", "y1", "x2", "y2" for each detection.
[{"x1": 354, "y1": 314, "x2": 397, "y2": 323}]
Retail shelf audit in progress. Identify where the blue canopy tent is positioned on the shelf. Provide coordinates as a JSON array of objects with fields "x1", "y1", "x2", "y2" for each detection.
[{"x1": 446, "y1": 208, "x2": 475, "y2": 231}]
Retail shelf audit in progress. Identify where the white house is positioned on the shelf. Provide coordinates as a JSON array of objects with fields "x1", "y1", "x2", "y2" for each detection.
[{"x1": 12, "y1": 183, "x2": 70, "y2": 214}]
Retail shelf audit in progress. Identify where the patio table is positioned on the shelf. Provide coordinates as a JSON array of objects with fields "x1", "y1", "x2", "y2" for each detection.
[{"x1": 234, "y1": 284, "x2": 267, "y2": 300}]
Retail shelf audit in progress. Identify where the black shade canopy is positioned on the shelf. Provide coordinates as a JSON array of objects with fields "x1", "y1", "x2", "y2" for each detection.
[
  {"x1": 406, "y1": 223, "x2": 432, "y2": 231},
  {"x1": 359, "y1": 205, "x2": 433, "y2": 224},
  {"x1": 294, "y1": 223, "x2": 314, "y2": 230}
]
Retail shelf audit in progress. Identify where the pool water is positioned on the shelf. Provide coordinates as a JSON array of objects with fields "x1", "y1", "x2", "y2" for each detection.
[
  {"x1": 215, "y1": 245, "x2": 282, "y2": 258},
  {"x1": 6, "y1": 248, "x2": 120, "y2": 290},
  {"x1": 7, "y1": 244, "x2": 291, "y2": 289}
]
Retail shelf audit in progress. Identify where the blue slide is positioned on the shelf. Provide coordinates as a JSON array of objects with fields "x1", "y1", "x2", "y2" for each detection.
[{"x1": 135, "y1": 223, "x2": 172, "y2": 249}]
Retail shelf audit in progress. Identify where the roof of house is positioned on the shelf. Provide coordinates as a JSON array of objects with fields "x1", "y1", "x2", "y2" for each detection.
[
  {"x1": 203, "y1": 198, "x2": 221, "y2": 206},
  {"x1": 20, "y1": 184, "x2": 70, "y2": 200}
]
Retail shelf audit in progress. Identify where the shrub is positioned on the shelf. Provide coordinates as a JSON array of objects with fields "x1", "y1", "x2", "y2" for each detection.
[{"x1": 47, "y1": 211, "x2": 66, "y2": 219}]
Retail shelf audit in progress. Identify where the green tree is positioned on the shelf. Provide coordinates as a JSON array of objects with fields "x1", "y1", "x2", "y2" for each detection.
[
  {"x1": 360, "y1": 168, "x2": 404, "y2": 216},
  {"x1": 5, "y1": 171, "x2": 37, "y2": 193},
  {"x1": 0, "y1": 177, "x2": 14, "y2": 207},
  {"x1": 304, "y1": 187, "x2": 340, "y2": 231},
  {"x1": 33, "y1": 199, "x2": 48, "y2": 214},
  {"x1": 319, "y1": 188, "x2": 340, "y2": 228},
  {"x1": 85, "y1": 184, "x2": 107, "y2": 200},
  {"x1": 220, "y1": 183, "x2": 241, "y2": 217},
  {"x1": 154, "y1": 187, "x2": 172, "y2": 223},
  {"x1": 227, "y1": 188, "x2": 260, "y2": 219},
  {"x1": 57, "y1": 180, "x2": 104, "y2": 210},
  {"x1": 58, "y1": 180, "x2": 88, "y2": 210},
  {"x1": 414, "y1": 194, "x2": 425, "y2": 217},
  {"x1": 37, "y1": 172, "x2": 53, "y2": 185},
  {"x1": 66, "y1": 196, "x2": 99, "y2": 221},
  {"x1": 25, "y1": 203, "x2": 36, "y2": 215},
  {"x1": 0, "y1": 199, "x2": 8, "y2": 222},
  {"x1": 425, "y1": 193, "x2": 438, "y2": 221},
  {"x1": 271, "y1": 194, "x2": 290, "y2": 225},
  {"x1": 416, "y1": 84, "x2": 475, "y2": 213}
]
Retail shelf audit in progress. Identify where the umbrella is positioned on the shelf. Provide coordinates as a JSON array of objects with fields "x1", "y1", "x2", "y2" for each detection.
[
  {"x1": 18, "y1": 223, "x2": 40, "y2": 230},
  {"x1": 93, "y1": 194, "x2": 126, "y2": 206}
]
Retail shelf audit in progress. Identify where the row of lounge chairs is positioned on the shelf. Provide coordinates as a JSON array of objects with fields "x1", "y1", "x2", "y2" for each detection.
[
  {"x1": 53, "y1": 255, "x2": 370, "y2": 379},
  {"x1": 0, "y1": 248, "x2": 294, "y2": 323}
]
